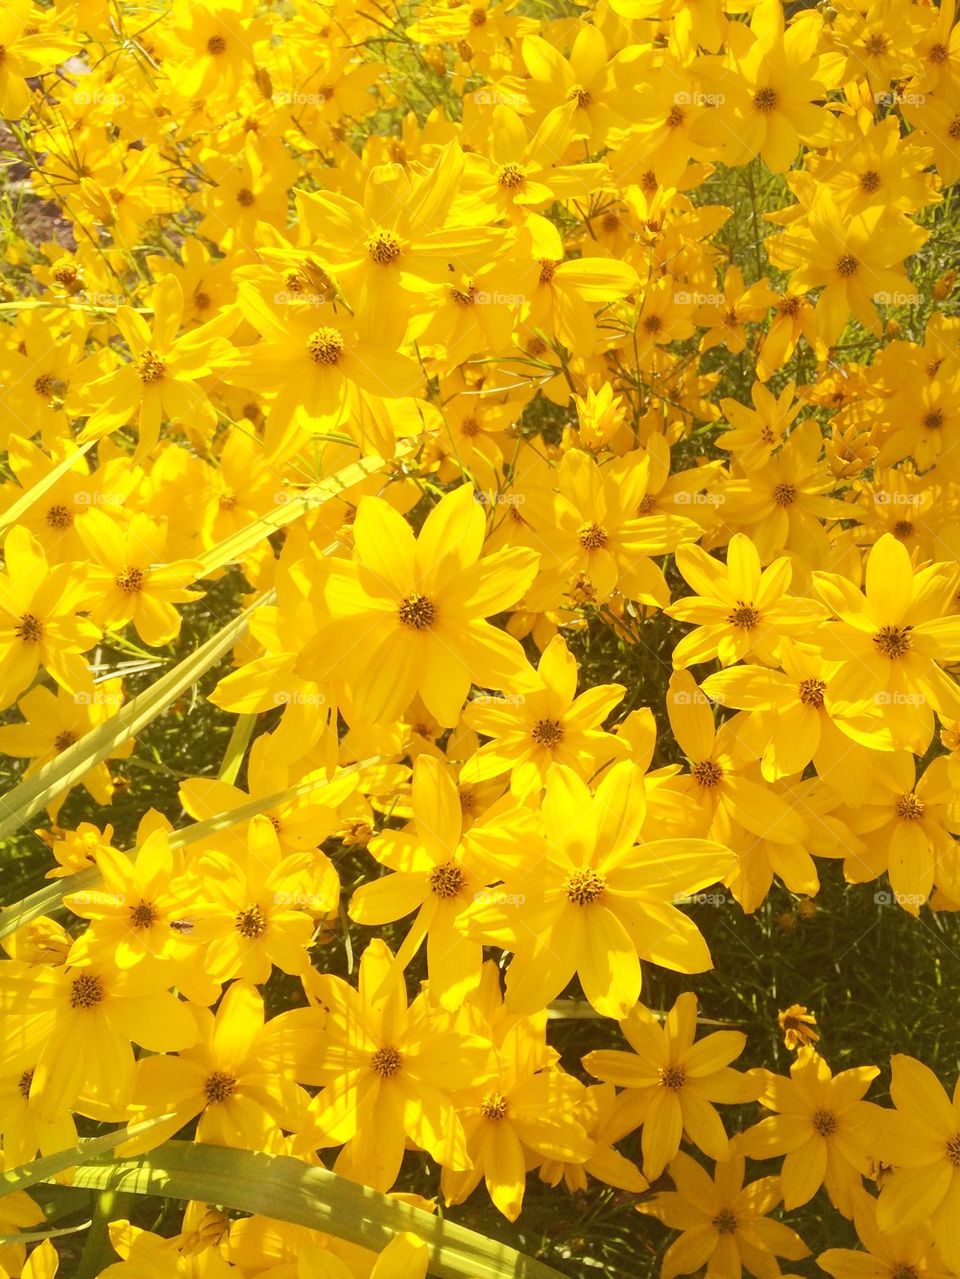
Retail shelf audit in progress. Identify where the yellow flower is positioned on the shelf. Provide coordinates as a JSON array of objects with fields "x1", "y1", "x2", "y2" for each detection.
[
  {"x1": 875, "y1": 1054, "x2": 960, "y2": 1272},
  {"x1": 459, "y1": 760, "x2": 734, "y2": 1018},
  {"x1": 583, "y1": 992, "x2": 762, "y2": 1179},
  {"x1": 638, "y1": 1150, "x2": 809, "y2": 1278},
  {"x1": 741, "y1": 1047, "x2": 880, "y2": 1213},
  {"x1": 778, "y1": 1004, "x2": 820, "y2": 1052},
  {"x1": 295, "y1": 939, "x2": 494, "y2": 1191},
  {"x1": 462, "y1": 633, "x2": 625, "y2": 796},
  {"x1": 820, "y1": 1184, "x2": 952, "y2": 1279},
  {"x1": 299, "y1": 485, "x2": 539, "y2": 726}
]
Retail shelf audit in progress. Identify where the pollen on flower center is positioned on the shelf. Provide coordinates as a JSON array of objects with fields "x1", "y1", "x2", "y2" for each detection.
[
  {"x1": 923, "y1": 409, "x2": 944, "y2": 429},
  {"x1": 54, "y1": 730, "x2": 76, "y2": 752},
  {"x1": 307, "y1": 327, "x2": 344, "y2": 365},
  {"x1": 18, "y1": 1069, "x2": 34, "y2": 1100},
  {"x1": 946, "y1": 1133, "x2": 960, "y2": 1166},
  {"x1": 659, "y1": 1064, "x2": 686, "y2": 1090},
  {"x1": 371, "y1": 1045, "x2": 403, "y2": 1077},
  {"x1": 497, "y1": 163, "x2": 526, "y2": 189},
  {"x1": 753, "y1": 86, "x2": 778, "y2": 112},
  {"x1": 811, "y1": 1107, "x2": 838, "y2": 1136},
  {"x1": 450, "y1": 283, "x2": 476, "y2": 307},
  {"x1": 893, "y1": 519, "x2": 914, "y2": 539},
  {"x1": 693, "y1": 759, "x2": 724, "y2": 788},
  {"x1": 873, "y1": 624, "x2": 912, "y2": 659},
  {"x1": 531, "y1": 718, "x2": 564, "y2": 748},
  {"x1": 15, "y1": 613, "x2": 44, "y2": 642},
  {"x1": 859, "y1": 169, "x2": 881, "y2": 193},
  {"x1": 429, "y1": 861, "x2": 466, "y2": 898},
  {"x1": 34, "y1": 373, "x2": 55, "y2": 397},
  {"x1": 235, "y1": 904, "x2": 267, "y2": 938},
  {"x1": 398, "y1": 592, "x2": 436, "y2": 630},
  {"x1": 772, "y1": 481, "x2": 797, "y2": 507},
  {"x1": 366, "y1": 229, "x2": 403, "y2": 265},
  {"x1": 70, "y1": 972, "x2": 105, "y2": 1009},
  {"x1": 137, "y1": 350, "x2": 166, "y2": 384},
  {"x1": 129, "y1": 900, "x2": 158, "y2": 929},
  {"x1": 203, "y1": 1069, "x2": 237, "y2": 1103},
  {"x1": 712, "y1": 1208, "x2": 737, "y2": 1235},
  {"x1": 46, "y1": 503, "x2": 74, "y2": 529},
  {"x1": 798, "y1": 678, "x2": 827, "y2": 708},
  {"x1": 481, "y1": 1092, "x2": 508, "y2": 1120},
  {"x1": 643, "y1": 314, "x2": 663, "y2": 334},
  {"x1": 727, "y1": 601, "x2": 760, "y2": 630},
  {"x1": 470, "y1": 7, "x2": 487, "y2": 25},
  {"x1": 864, "y1": 31, "x2": 889, "y2": 55},
  {"x1": 568, "y1": 84, "x2": 593, "y2": 108},
  {"x1": 578, "y1": 521, "x2": 609, "y2": 549},
  {"x1": 115, "y1": 567, "x2": 145, "y2": 594},
  {"x1": 236, "y1": 187, "x2": 256, "y2": 207},
  {"x1": 836, "y1": 254, "x2": 859, "y2": 277},
  {"x1": 539, "y1": 259, "x2": 558, "y2": 284},
  {"x1": 895, "y1": 792, "x2": 925, "y2": 821},
  {"x1": 666, "y1": 104, "x2": 685, "y2": 128},
  {"x1": 565, "y1": 868, "x2": 606, "y2": 906},
  {"x1": 53, "y1": 264, "x2": 79, "y2": 288},
  {"x1": 207, "y1": 33, "x2": 227, "y2": 54}
]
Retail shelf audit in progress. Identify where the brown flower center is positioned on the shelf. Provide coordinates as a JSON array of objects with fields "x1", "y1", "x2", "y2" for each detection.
[
  {"x1": 129, "y1": 900, "x2": 158, "y2": 929},
  {"x1": 773, "y1": 481, "x2": 797, "y2": 507},
  {"x1": 16, "y1": 613, "x2": 44, "y2": 643},
  {"x1": 836, "y1": 254, "x2": 859, "y2": 278},
  {"x1": 659, "y1": 1064, "x2": 686, "y2": 1090},
  {"x1": 531, "y1": 718, "x2": 564, "y2": 748},
  {"x1": 371, "y1": 1045, "x2": 403, "y2": 1077},
  {"x1": 727, "y1": 602, "x2": 761, "y2": 630},
  {"x1": 712, "y1": 1208, "x2": 737, "y2": 1234},
  {"x1": 207, "y1": 33, "x2": 227, "y2": 54},
  {"x1": 798, "y1": 678, "x2": 826, "y2": 708},
  {"x1": 46, "y1": 503, "x2": 74, "y2": 529},
  {"x1": 366, "y1": 229, "x2": 403, "y2": 265},
  {"x1": 203, "y1": 1070, "x2": 237, "y2": 1103},
  {"x1": 235, "y1": 905, "x2": 267, "y2": 938},
  {"x1": 578, "y1": 521, "x2": 608, "y2": 550},
  {"x1": 69, "y1": 973, "x2": 105, "y2": 1009},
  {"x1": 873, "y1": 625, "x2": 912, "y2": 659},
  {"x1": 812, "y1": 1107, "x2": 838, "y2": 1136},
  {"x1": 859, "y1": 170, "x2": 881, "y2": 193},
  {"x1": 497, "y1": 163, "x2": 526, "y2": 189},
  {"x1": 429, "y1": 861, "x2": 466, "y2": 899},
  {"x1": 481, "y1": 1092, "x2": 508, "y2": 1119},
  {"x1": 398, "y1": 592, "x2": 436, "y2": 630},
  {"x1": 895, "y1": 793, "x2": 925, "y2": 822},
  {"x1": 565, "y1": 868, "x2": 606, "y2": 905},
  {"x1": 236, "y1": 187, "x2": 256, "y2": 207},
  {"x1": 307, "y1": 327, "x2": 344, "y2": 365},
  {"x1": 115, "y1": 567, "x2": 145, "y2": 594},
  {"x1": 753, "y1": 86, "x2": 778, "y2": 112},
  {"x1": 693, "y1": 759, "x2": 724, "y2": 789}
]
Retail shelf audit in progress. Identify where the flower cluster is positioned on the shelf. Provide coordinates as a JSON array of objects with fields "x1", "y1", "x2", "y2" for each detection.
[{"x1": 2, "y1": 0, "x2": 960, "y2": 1276}]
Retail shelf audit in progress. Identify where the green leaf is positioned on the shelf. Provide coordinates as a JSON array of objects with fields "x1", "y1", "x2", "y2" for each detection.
[
  {"x1": 0, "y1": 1116, "x2": 175, "y2": 1198},
  {"x1": 0, "y1": 442, "x2": 96, "y2": 539},
  {"x1": 217, "y1": 713, "x2": 258, "y2": 785},
  {"x1": 0, "y1": 591, "x2": 275, "y2": 845},
  {"x1": 63, "y1": 1142, "x2": 568, "y2": 1279}
]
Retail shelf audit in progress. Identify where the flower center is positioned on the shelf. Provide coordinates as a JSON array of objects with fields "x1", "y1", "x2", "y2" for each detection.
[
  {"x1": 137, "y1": 350, "x2": 166, "y2": 384},
  {"x1": 836, "y1": 254, "x2": 859, "y2": 278},
  {"x1": 450, "y1": 283, "x2": 475, "y2": 307},
  {"x1": 207, "y1": 33, "x2": 227, "y2": 54},
  {"x1": 859, "y1": 169, "x2": 881, "y2": 193},
  {"x1": 115, "y1": 567, "x2": 145, "y2": 594},
  {"x1": 539, "y1": 259, "x2": 558, "y2": 284},
  {"x1": 46, "y1": 503, "x2": 73, "y2": 529},
  {"x1": 371, "y1": 1045, "x2": 403, "y2": 1077},
  {"x1": 642, "y1": 314, "x2": 663, "y2": 334},
  {"x1": 895, "y1": 792, "x2": 925, "y2": 822},
  {"x1": 53, "y1": 264, "x2": 79, "y2": 287},
  {"x1": 893, "y1": 519, "x2": 914, "y2": 539},
  {"x1": 18, "y1": 1069, "x2": 34, "y2": 1100},
  {"x1": 307, "y1": 327, "x2": 344, "y2": 365},
  {"x1": 34, "y1": 373, "x2": 55, "y2": 397},
  {"x1": 129, "y1": 900, "x2": 158, "y2": 929},
  {"x1": 873, "y1": 625, "x2": 912, "y2": 659},
  {"x1": 693, "y1": 759, "x2": 724, "y2": 789},
  {"x1": 531, "y1": 718, "x2": 564, "y2": 748},
  {"x1": 236, "y1": 187, "x2": 256, "y2": 207},
  {"x1": 398, "y1": 592, "x2": 436, "y2": 630},
  {"x1": 923, "y1": 409, "x2": 944, "y2": 429},
  {"x1": 727, "y1": 601, "x2": 760, "y2": 630},
  {"x1": 864, "y1": 31, "x2": 889, "y2": 55},
  {"x1": 565, "y1": 868, "x2": 606, "y2": 906},
  {"x1": 366, "y1": 229, "x2": 403, "y2": 265},
  {"x1": 481, "y1": 1092, "x2": 508, "y2": 1120},
  {"x1": 497, "y1": 163, "x2": 526, "y2": 189},
  {"x1": 712, "y1": 1209, "x2": 737, "y2": 1235},
  {"x1": 203, "y1": 1070, "x2": 237, "y2": 1103},
  {"x1": 470, "y1": 7, "x2": 487, "y2": 25},
  {"x1": 429, "y1": 861, "x2": 466, "y2": 899},
  {"x1": 665, "y1": 104, "x2": 684, "y2": 128},
  {"x1": 568, "y1": 84, "x2": 592, "y2": 108},
  {"x1": 753, "y1": 86, "x2": 778, "y2": 112},
  {"x1": 798, "y1": 678, "x2": 826, "y2": 708},
  {"x1": 947, "y1": 1133, "x2": 960, "y2": 1167},
  {"x1": 929, "y1": 42, "x2": 949, "y2": 64},
  {"x1": 659, "y1": 1064, "x2": 686, "y2": 1090},
  {"x1": 235, "y1": 905, "x2": 267, "y2": 938},
  {"x1": 69, "y1": 973, "x2": 105, "y2": 1009},
  {"x1": 812, "y1": 1107, "x2": 838, "y2": 1136},
  {"x1": 773, "y1": 481, "x2": 797, "y2": 507},
  {"x1": 778, "y1": 295, "x2": 801, "y2": 316},
  {"x1": 54, "y1": 730, "x2": 77, "y2": 752},
  {"x1": 15, "y1": 613, "x2": 44, "y2": 643},
  {"x1": 578, "y1": 521, "x2": 608, "y2": 550}
]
